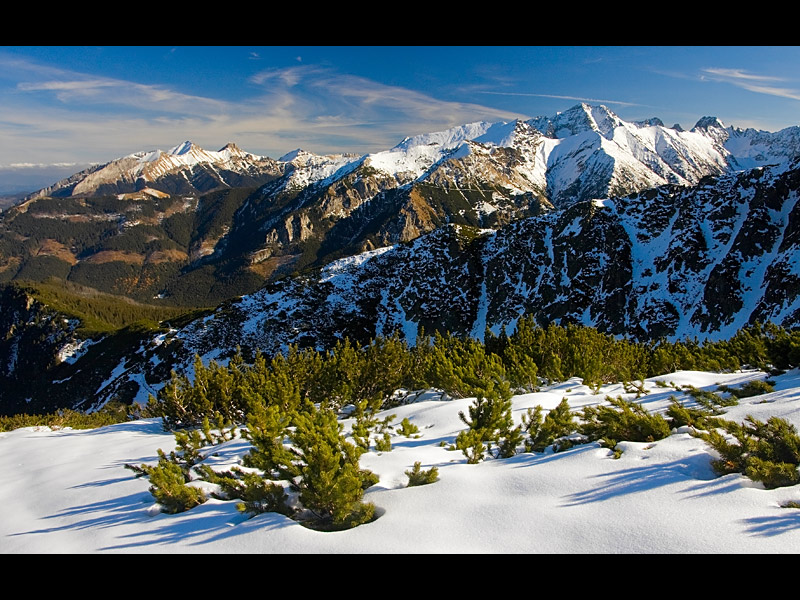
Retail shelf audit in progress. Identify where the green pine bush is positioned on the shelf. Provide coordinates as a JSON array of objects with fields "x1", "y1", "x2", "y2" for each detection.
[
  {"x1": 397, "y1": 417, "x2": 420, "y2": 437},
  {"x1": 454, "y1": 428, "x2": 486, "y2": 464},
  {"x1": 274, "y1": 407, "x2": 377, "y2": 530},
  {"x1": 665, "y1": 397, "x2": 717, "y2": 429},
  {"x1": 717, "y1": 380, "x2": 775, "y2": 399},
  {"x1": 405, "y1": 462, "x2": 439, "y2": 486},
  {"x1": 579, "y1": 396, "x2": 671, "y2": 449},
  {"x1": 524, "y1": 398, "x2": 577, "y2": 452},
  {"x1": 374, "y1": 432, "x2": 392, "y2": 452},
  {"x1": 695, "y1": 415, "x2": 800, "y2": 489},
  {"x1": 195, "y1": 465, "x2": 290, "y2": 516},
  {"x1": 125, "y1": 449, "x2": 206, "y2": 514}
]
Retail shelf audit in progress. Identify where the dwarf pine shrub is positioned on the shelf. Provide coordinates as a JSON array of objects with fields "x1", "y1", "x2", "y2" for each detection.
[
  {"x1": 524, "y1": 398, "x2": 577, "y2": 452},
  {"x1": 405, "y1": 462, "x2": 439, "y2": 486},
  {"x1": 683, "y1": 386, "x2": 737, "y2": 413},
  {"x1": 397, "y1": 417, "x2": 420, "y2": 437},
  {"x1": 275, "y1": 407, "x2": 377, "y2": 530},
  {"x1": 665, "y1": 397, "x2": 717, "y2": 429},
  {"x1": 455, "y1": 428, "x2": 486, "y2": 464},
  {"x1": 374, "y1": 432, "x2": 392, "y2": 452},
  {"x1": 455, "y1": 381, "x2": 517, "y2": 462},
  {"x1": 717, "y1": 380, "x2": 775, "y2": 399},
  {"x1": 579, "y1": 396, "x2": 671, "y2": 449},
  {"x1": 695, "y1": 415, "x2": 800, "y2": 489},
  {"x1": 195, "y1": 465, "x2": 290, "y2": 516},
  {"x1": 125, "y1": 449, "x2": 206, "y2": 514}
]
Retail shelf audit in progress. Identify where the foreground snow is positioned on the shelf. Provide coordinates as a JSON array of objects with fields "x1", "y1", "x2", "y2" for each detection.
[{"x1": 2, "y1": 369, "x2": 800, "y2": 553}]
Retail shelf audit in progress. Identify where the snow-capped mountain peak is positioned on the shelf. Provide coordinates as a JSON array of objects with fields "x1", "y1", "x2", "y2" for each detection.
[
  {"x1": 167, "y1": 141, "x2": 195, "y2": 156},
  {"x1": 278, "y1": 148, "x2": 307, "y2": 163},
  {"x1": 693, "y1": 116, "x2": 727, "y2": 131},
  {"x1": 528, "y1": 103, "x2": 625, "y2": 140},
  {"x1": 391, "y1": 121, "x2": 496, "y2": 152},
  {"x1": 30, "y1": 141, "x2": 282, "y2": 198}
]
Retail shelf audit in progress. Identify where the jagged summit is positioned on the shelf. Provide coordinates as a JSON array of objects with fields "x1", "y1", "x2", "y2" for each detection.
[
  {"x1": 25, "y1": 104, "x2": 800, "y2": 210},
  {"x1": 391, "y1": 121, "x2": 495, "y2": 152},
  {"x1": 635, "y1": 117, "x2": 665, "y2": 128},
  {"x1": 278, "y1": 148, "x2": 307, "y2": 162},
  {"x1": 528, "y1": 103, "x2": 624, "y2": 139},
  {"x1": 167, "y1": 141, "x2": 195, "y2": 155},
  {"x1": 29, "y1": 141, "x2": 282, "y2": 199},
  {"x1": 693, "y1": 116, "x2": 726, "y2": 130},
  {"x1": 219, "y1": 142, "x2": 245, "y2": 155}
]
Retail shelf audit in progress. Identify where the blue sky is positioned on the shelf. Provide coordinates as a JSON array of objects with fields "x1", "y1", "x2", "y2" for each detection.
[{"x1": 1, "y1": 46, "x2": 799, "y2": 191}]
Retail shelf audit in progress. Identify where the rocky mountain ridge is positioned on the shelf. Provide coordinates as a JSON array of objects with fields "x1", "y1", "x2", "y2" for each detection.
[
  {"x1": 16, "y1": 104, "x2": 800, "y2": 297},
  {"x1": 28, "y1": 142, "x2": 285, "y2": 199},
  {"x1": 3, "y1": 105, "x2": 800, "y2": 414},
  {"x1": 174, "y1": 159, "x2": 800, "y2": 358},
  {"x1": 6, "y1": 157, "x2": 798, "y2": 415}
]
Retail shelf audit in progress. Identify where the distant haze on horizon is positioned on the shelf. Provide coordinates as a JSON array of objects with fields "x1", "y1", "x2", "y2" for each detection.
[{"x1": 2, "y1": 46, "x2": 798, "y2": 193}]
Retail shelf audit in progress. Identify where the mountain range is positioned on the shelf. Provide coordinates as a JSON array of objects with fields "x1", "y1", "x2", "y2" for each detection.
[{"x1": 2, "y1": 102, "x2": 800, "y2": 414}]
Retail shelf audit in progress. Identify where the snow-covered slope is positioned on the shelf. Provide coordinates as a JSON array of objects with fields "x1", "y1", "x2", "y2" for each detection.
[
  {"x1": 230, "y1": 104, "x2": 800, "y2": 276},
  {"x1": 167, "y1": 160, "x2": 800, "y2": 366},
  {"x1": 2, "y1": 369, "x2": 799, "y2": 553},
  {"x1": 8, "y1": 159, "x2": 800, "y2": 413},
  {"x1": 30, "y1": 142, "x2": 284, "y2": 198}
]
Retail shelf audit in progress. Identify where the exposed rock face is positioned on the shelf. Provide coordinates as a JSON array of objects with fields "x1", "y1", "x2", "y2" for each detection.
[
  {"x1": 5, "y1": 160, "x2": 800, "y2": 414},
  {"x1": 6, "y1": 107, "x2": 800, "y2": 414},
  {"x1": 171, "y1": 160, "x2": 800, "y2": 364},
  {"x1": 29, "y1": 142, "x2": 284, "y2": 199},
  {"x1": 18, "y1": 106, "x2": 800, "y2": 300}
]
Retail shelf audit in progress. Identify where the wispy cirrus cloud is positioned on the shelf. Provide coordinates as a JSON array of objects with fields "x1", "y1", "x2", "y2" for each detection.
[
  {"x1": 1, "y1": 52, "x2": 229, "y2": 118},
  {"x1": 701, "y1": 67, "x2": 800, "y2": 101},
  {"x1": 475, "y1": 90, "x2": 643, "y2": 108},
  {"x1": 0, "y1": 57, "x2": 523, "y2": 168}
]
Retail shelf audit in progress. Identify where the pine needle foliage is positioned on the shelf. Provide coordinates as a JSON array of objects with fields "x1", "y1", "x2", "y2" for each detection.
[
  {"x1": 716, "y1": 380, "x2": 775, "y2": 399},
  {"x1": 454, "y1": 428, "x2": 486, "y2": 464},
  {"x1": 273, "y1": 406, "x2": 377, "y2": 530},
  {"x1": 397, "y1": 417, "x2": 420, "y2": 437},
  {"x1": 142, "y1": 322, "x2": 800, "y2": 433},
  {"x1": 241, "y1": 403, "x2": 294, "y2": 476},
  {"x1": 457, "y1": 382, "x2": 514, "y2": 443},
  {"x1": 194, "y1": 465, "x2": 290, "y2": 516},
  {"x1": 455, "y1": 381, "x2": 518, "y2": 462},
  {"x1": 405, "y1": 462, "x2": 439, "y2": 486},
  {"x1": 125, "y1": 449, "x2": 206, "y2": 514},
  {"x1": 374, "y1": 432, "x2": 392, "y2": 452},
  {"x1": 682, "y1": 386, "x2": 736, "y2": 414},
  {"x1": 695, "y1": 415, "x2": 800, "y2": 489},
  {"x1": 665, "y1": 397, "x2": 717, "y2": 429},
  {"x1": 524, "y1": 398, "x2": 577, "y2": 452},
  {"x1": 0, "y1": 401, "x2": 132, "y2": 432},
  {"x1": 579, "y1": 395, "x2": 671, "y2": 449}
]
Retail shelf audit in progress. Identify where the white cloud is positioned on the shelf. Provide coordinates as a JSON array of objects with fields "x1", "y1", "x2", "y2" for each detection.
[
  {"x1": 702, "y1": 67, "x2": 800, "y2": 101},
  {"x1": 476, "y1": 91, "x2": 642, "y2": 108},
  {"x1": 0, "y1": 60, "x2": 524, "y2": 165},
  {"x1": 702, "y1": 68, "x2": 784, "y2": 82}
]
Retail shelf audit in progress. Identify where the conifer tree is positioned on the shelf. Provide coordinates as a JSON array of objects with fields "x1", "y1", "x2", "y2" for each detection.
[
  {"x1": 457, "y1": 382, "x2": 513, "y2": 443},
  {"x1": 405, "y1": 462, "x2": 439, "y2": 486},
  {"x1": 579, "y1": 395, "x2": 671, "y2": 449},
  {"x1": 695, "y1": 415, "x2": 800, "y2": 489},
  {"x1": 125, "y1": 448, "x2": 206, "y2": 514},
  {"x1": 274, "y1": 406, "x2": 377, "y2": 530},
  {"x1": 397, "y1": 417, "x2": 420, "y2": 437},
  {"x1": 241, "y1": 402, "x2": 295, "y2": 476},
  {"x1": 455, "y1": 381, "x2": 516, "y2": 462},
  {"x1": 525, "y1": 398, "x2": 577, "y2": 452},
  {"x1": 195, "y1": 465, "x2": 290, "y2": 516}
]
